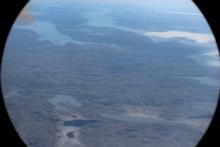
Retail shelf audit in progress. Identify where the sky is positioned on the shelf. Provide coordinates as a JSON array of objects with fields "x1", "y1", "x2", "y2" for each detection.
[{"x1": 29, "y1": 0, "x2": 199, "y2": 11}]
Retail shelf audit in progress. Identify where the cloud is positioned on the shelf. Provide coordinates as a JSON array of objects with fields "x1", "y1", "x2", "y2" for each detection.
[
  {"x1": 144, "y1": 31, "x2": 215, "y2": 43},
  {"x1": 17, "y1": 9, "x2": 34, "y2": 25},
  {"x1": 187, "y1": 77, "x2": 220, "y2": 87},
  {"x1": 203, "y1": 50, "x2": 219, "y2": 56},
  {"x1": 203, "y1": 50, "x2": 220, "y2": 67},
  {"x1": 166, "y1": 11, "x2": 202, "y2": 16}
]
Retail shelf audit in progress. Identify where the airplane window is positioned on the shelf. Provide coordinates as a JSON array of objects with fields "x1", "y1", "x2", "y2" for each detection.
[{"x1": 1, "y1": 0, "x2": 220, "y2": 147}]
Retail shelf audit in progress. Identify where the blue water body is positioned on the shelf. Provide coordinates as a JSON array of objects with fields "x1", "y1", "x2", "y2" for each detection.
[
  {"x1": 15, "y1": 20, "x2": 83, "y2": 45},
  {"x1": 66, "y1": 131, "x2": 75, "y2": 138},
  {"x1": 63, "y1": 119, "x2": 98, "y2": 127},
  {"x1": 82, "y1": 9, "x2": 143, "y2": 34}
]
